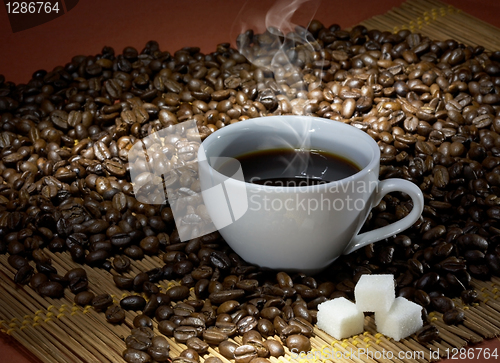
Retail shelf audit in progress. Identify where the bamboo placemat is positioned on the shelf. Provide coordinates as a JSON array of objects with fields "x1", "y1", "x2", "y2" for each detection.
[
  {"x1": 2, "y1": 249, "x2": 500, "y2": 363},
  {"x1": 358, "y1": 0, "x2": 500, "y2": 52},
  {"x1": 2, "y1": 0, "x2": 500, "y2": 362}
]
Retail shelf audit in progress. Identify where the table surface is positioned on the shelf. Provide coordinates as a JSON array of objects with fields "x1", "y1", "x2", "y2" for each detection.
[{"x1": 2, "y1": 0, "x2": 500, "y2": 362}]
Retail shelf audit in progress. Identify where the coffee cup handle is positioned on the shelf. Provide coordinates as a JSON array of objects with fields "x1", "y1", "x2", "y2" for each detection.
[{"x1": 342, "y1": 178, "x2": 424, "y2": 255}]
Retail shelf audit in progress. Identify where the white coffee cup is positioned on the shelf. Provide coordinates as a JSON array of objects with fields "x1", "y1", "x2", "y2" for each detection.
[{"x1": 198, "y1": 116, "x2": 424, "y2": 274}]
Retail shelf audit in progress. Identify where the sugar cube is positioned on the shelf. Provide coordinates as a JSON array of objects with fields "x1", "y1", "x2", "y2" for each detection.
[
  {"x1": 317, "y1": 297, "x2": 364, "y2": 339},
  {"x1": 355, "y1": 274, "x2": 395, "y2": 312},
  {"x1": 374, "y1": 297, "x2": 423, "y2": 341}
]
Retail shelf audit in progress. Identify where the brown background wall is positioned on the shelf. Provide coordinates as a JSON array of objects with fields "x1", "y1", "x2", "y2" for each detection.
[{"x1": 1, "y1": 0, "x2": 500, "y2": 85}]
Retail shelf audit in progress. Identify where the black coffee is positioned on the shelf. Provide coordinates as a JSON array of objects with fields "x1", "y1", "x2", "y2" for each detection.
[{"x1": 216, "y1": 148, "x2": 360, "y2": 186}]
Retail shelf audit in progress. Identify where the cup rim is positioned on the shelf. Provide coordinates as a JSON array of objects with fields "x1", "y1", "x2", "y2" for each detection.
[{"x1": 199, "y1": 115, "x2": 380, "y2": 190}]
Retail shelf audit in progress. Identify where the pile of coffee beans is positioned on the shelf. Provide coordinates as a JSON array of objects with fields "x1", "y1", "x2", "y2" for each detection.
[{"x1": 1, "y1": 19, "x2": 500, "y2": 362}]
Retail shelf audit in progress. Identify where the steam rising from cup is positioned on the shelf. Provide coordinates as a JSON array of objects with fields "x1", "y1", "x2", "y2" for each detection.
[
  {"x1": 234, "y1": 0, "x2": 322, "y2": 88},
  {"x1": 233, "y1": 0, "x2": 325, "y2": 182}
]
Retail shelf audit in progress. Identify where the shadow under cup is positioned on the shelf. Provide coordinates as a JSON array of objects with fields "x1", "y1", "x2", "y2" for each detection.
[{"x1": 198, "y1": 116, "x2": 384, "y2": 274}]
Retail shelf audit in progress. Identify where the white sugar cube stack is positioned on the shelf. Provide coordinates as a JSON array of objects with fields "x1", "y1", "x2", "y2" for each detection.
[{"x1": 317, "y1": 274, "x2": 423, "y2": 342}]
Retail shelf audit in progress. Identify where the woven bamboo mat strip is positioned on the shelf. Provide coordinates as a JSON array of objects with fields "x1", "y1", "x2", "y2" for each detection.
[
  {"x1": 358, "y1": 0, "x2": 500, "y2": 51},
  {"x1": 3, "y1": 0, "x2": 500, "y2": 362},
  {"x1": 2, "y1": 249, "x2": 500, "y2": 363}
]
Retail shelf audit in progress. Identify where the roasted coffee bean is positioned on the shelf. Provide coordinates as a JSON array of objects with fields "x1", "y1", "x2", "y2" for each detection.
[
  {"x1": 209, "y1": 289, "x2": 245, "y2": 304},
  {"x1": 273, "y1": 316, "x2": 287, "y2": 336},
  {"x1": 180, "y1": 316, "x2": 205, "y2": 332},
  {"x1": 415, "y1": 272, "x2": 440, "y2": 291},
  {"x1": 285, "y1": 334, "x2": 311, "y2": 353},
  {"x1": 215, "y1": 321, "x2": 238, "y2": 337},
  {"x1": 218, "y1": 340, "x2": 239, "y2": 360},
  {"x1": 263, "y1": 297, "x2": 284, "y2": 309},
  {"x1": 461, "y1": 289, "x2": 479, "y2": 305},
  {"x1": 14, "y1": 264, "x2": 34, "y2": 285},
  {"x1": 414, "y1": 290, "x2": 431, "y2": 307},
  {"x1": 257, "y1": 318, "x2": 275, "y2": 337},
  {"x1": 124, "y1": 246, "x2": 144, "y2": 260},
  {"x1": 74, "y1": 291, "x2": 95, "y2": 306},
  {"x1": 142, "y1": 282, "x2": 159, "y2": 296},
  {"x1": 158, "y1": 320, "x2": 177, "y2": 337},
  {"x1": 64, "y1": 268, "x2": 86, "y2": 281},
  {"x1": 147, "y1": 346, "x2": 170, "y2": 362},
  {"x1": 292, "y1": 304, "x2": 312, "y2": 323},
  {"x1": 123, "y1": 348, "x2": 152, "y2": 363},
  {"x1": 317, "y1": 281, "x2": 335, "y2": 296},
  {"x1": 180, "y1": 348, "x2": 199, "y2": 362},
  {"x1": 155, "y1": 293, "x2": 170, "y2": 306},
  {"x1": 231, "y1": 309, "x2": 248, "y2": 324},
  {"x1": 276, "y1": 272, "x2": 293, "y2": 288},
  {"x1": 133, "y1": 273, "x2": 149, "y2": 292},
  {"x1": 121, "y1": 295, "x2": 147, "y2": 311},
  {"x1": 439, "y1": 257, "x2": 466, "y2": 273},
  {"x1": 174, "y1": 260, "x2": 194, "y2": 275},
  {"x1": 263, "y1": 339, "x2": 284, "y2": 357},
  {"x1": 8, "y1": 254, "x2": 29, "y2": 269},
  {"x1": 217, "y1": 300, "x2": 240, "y2": 314},
  {"x1": 114, "y1": 275, "x2": 134, "y2": 290},
  {"x1": 68, "y1": 275, "x2": 88, "y2": 294},
  {"x1": 416, "y1": 324, "x2": 440, "y2": 343},
  {"x1": 131, "y1": 327, "x2": 155, "y2": 340},
  {"x1": 49, "y1": 273, "x2": 68, "y2": 286},
  {"x1": 85, "y1": 249, "x2": 109, "y2": 266},
  {"x1": 174, "y1": 302, "x2": 196, "y2": 316},
  {"x1": 210, "y1": 250, "x2": 232, "y2": 270},
  {"x1": 203, "y1": 328, "x2": 228, "y2": 345},
  {"x1": 36, "y1": 262, "x2": 57, "y2": 275},
  {"x1": 289, "y1": 317, "x2": 314, "y2": 337},
  {"x1": 37, "y1": 281, "x2": 64, "y2": 298},
  {"x1": 191, "y1": 265, "x2": 213, "y2": 280},
  {"x1": 234, "y1": 344, "x2": 258, "y2": 363},
  {"x1": 142, "y1": 295, "x2": 159, "y2": 317},
  {"x1": 241, "y1": 330, "x2": 261, "y2": 344},
  {"x1": 245, "y1": 303, "x2": 260, "y2": 318},
  {"x1": 457, "y1": 234, "x2": 488, "y2": 251},
  {"x1": 70, "y1": 245, "x2": 85, "y2": 262},
  {"x1": 443, "y1": 308, "x2": 465, "y2": 325},
  {"x1": 236, "y1": 279, "x2": 259, "y2": 292},
  {"x1": 186, "y1": 337, "x2": 209, "y2": 354},
  {"x1": 280, "y1": 324, "x2": 301, "y2": 339},
  {"x1": 30, "y1": 273, "x2": 49, "y2": 290},
  {"x1": 106, "y1": 305, "x2": 126, "y2": 324},
  {"x1": 431, "y1": 296, "x2": 455, "y2": 313},
  {"x1": 154, "y1": 305, "x2": 174, "y2": 321},
  {"x1": 92, "y1": 293, "x2": 114, "y2": 311},
  {"x1": 8, "y1": 241, "x2": 25, "y2": 256},
  {"x1": 260, "y1": 307, "x2": 281, "y2": 320},
  {"x1": 237, "y1": 316, "x2": 258, "y2": 334},
  {"x1": 113, "y1": 255, "x2": 131, "y2": 272},
  {"x1": 133, "y1": 314, "x2": 153, "y2": 328},
  {"x1": 174, "y1": 326, "x2": 199, "y2": 343},
  {"x1": 111, "y1": 233, "x2": 133, "y2": 249},
  {"x1": 166, "y1": 285, "x2": 190, "y2": 301},
  {"x1": 151, "y1": 336, "x2": 170, "y2": 349}
]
